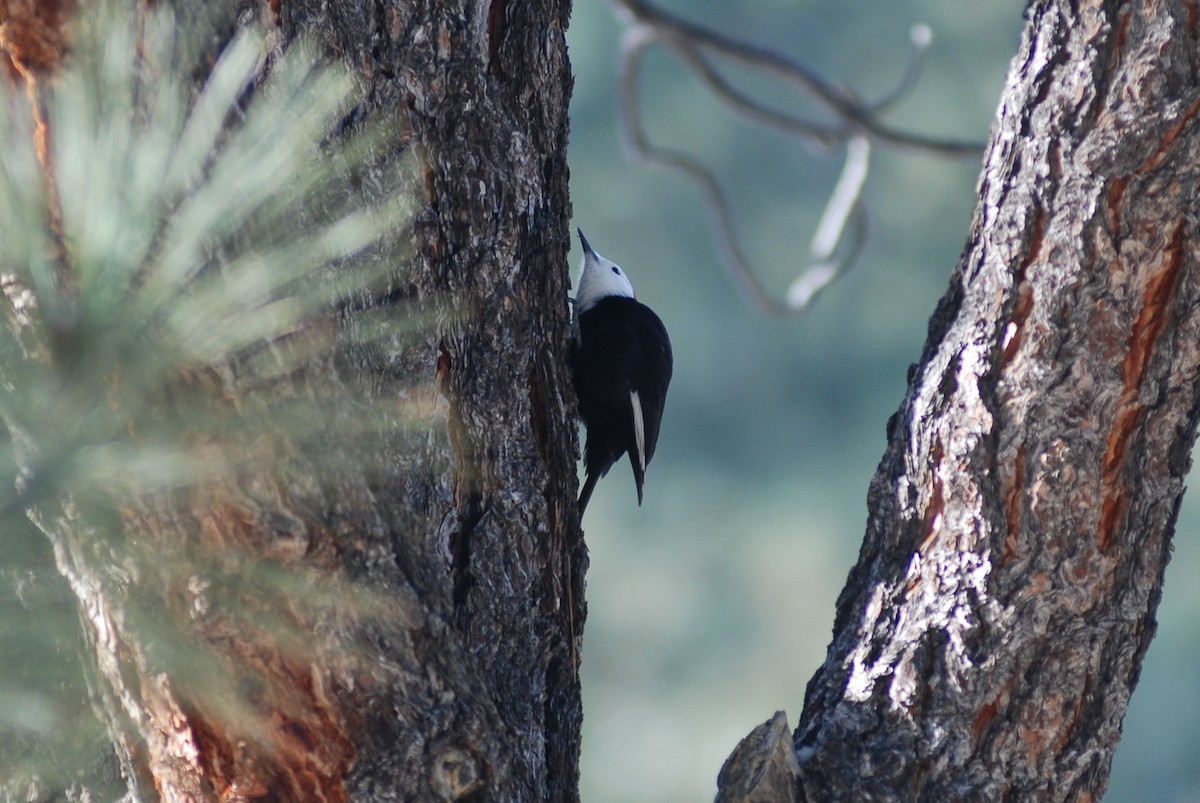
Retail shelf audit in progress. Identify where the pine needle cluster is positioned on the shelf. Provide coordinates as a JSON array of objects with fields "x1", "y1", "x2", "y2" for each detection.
[{"x1": 0, "y1": 2, "x2": 420, "y2": 794}]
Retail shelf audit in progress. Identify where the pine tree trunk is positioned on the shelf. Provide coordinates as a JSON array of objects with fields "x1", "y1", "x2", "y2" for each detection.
[
  {"x1": 4, "y1": 0, "x2": 583, "y2": 799},
  {"x1": 278, "y1": 2, "x2": 585, "y2": 798},
  {"x1": 721, "y1": 1, "x2": 1200, "y2": 799}
]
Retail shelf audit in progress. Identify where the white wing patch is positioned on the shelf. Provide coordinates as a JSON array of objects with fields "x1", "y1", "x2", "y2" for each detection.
[{"x1": 630, "y1": 389, "x2": 646, "y2": 473}]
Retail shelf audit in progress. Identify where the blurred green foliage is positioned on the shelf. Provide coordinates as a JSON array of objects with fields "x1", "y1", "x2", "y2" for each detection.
[{"x1": 0, "y1": 2, "x2": 413, "y2": 797}]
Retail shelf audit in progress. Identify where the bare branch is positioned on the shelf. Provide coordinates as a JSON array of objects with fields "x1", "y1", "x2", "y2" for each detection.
[
  {"x1": 868, "y1": 24, "x2": 935, "y2": 114},
  {"x1": 613, "y1": 0, "x2": 982, "y2": 156},
  {"x1": 612, "y1": 0, "x2": 983, "y2": 315},
  {"x1": 787, "y1": 137, "x2": 870, "y2": 310},
  {"x1": 669, "y1": 39, "x2": 844, "y2": 148},
  {"x1": 619, "y1": 26, "x2": 789, "y2": 316}
]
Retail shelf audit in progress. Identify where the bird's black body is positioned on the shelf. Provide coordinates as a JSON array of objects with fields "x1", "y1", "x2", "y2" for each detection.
[{"x1": 571, "y1": 295, "x2": 673, "y2": 513}]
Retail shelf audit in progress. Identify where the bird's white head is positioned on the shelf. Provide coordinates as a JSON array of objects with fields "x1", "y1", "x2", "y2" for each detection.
[{"x1": 575, "y1": 229, "x2": 635, "y2": 313}]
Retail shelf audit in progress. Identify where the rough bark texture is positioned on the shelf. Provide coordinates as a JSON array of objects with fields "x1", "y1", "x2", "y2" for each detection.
[
  {"x1": 781, "y1": 0, "x2": 1200, "y2": 799},
  {"x1": 4, "y1": 0, "x2": 583, "y2": 800},
  {"x1": 716, "y1": 711, "x2": 801, "y2": 803}
]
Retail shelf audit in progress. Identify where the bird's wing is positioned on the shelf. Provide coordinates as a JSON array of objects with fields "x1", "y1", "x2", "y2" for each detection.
[
  {"x1": 629, "y1": 389, "x2": 646, "y2": 474},
  {"x1": 633, "y1": 311, "x2": 672, "y2": 466}
]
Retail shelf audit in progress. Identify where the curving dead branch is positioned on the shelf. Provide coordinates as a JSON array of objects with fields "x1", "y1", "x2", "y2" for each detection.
[{"x1": 612, "y1": 0, "x2": 984, "y2": 316}]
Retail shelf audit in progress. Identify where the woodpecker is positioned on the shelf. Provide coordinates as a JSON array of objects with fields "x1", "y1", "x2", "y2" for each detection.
[{"x1": 570, "y1": 229, "x2": 673, "y2": 514}]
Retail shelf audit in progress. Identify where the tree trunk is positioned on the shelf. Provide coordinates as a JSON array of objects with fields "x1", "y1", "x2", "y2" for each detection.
[
  {"x1": 719, "y1": 0, "x2": 1200, "y2": 799},
  {"x1": 3, "y1": 0, "x2": 582, "y2": 800}
]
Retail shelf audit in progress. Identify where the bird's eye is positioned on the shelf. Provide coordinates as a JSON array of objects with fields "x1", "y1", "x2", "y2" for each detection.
[{"x1": 611, "y1": 266, "x2": 621, "y2": 275}]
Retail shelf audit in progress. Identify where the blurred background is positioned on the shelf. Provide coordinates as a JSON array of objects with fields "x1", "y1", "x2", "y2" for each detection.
[{"x1": 567, "y1": 1, "x2": 1200, "y2": 801}]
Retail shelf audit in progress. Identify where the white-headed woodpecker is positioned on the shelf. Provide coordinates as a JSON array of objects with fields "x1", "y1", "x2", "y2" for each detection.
[{"x1": 570, "y1": 230, "x2": 673, "y2": 514}]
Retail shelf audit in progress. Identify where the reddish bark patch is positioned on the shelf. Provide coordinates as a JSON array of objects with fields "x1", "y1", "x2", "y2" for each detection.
[
  {"x1": 1138, "y1": 94, "x2": 1200, "y2": 174},
  {"x1": 0, "y1": 0, "x2": 78, "y2": 261},
  {"x1": 1001, "y1": 282, "x2": 1034, "y2": 369},
  {"x1": 1021, "y1": 206, "x2": 1046, "y2": 277},
  {"x1": 1001, "y1": 445, "x2": 1026, "y2": 565},
  {"x1": 1098, "y1": 222, "x2": 1184, "y2": 550},
  {"x1": 0, "y1": 0, "x2": 77, "y2": 76},
  {"x1": 972, "y1": 678, "x2": 1014, "y2": 740},
  {"x1": 1105, "y1": 177, "x2": 1127, "y2": 234},
  {"x1": 918, "y1": 440, "x2": 946, "y2": 553},
  {"x1": 187, "y1": 656, "x2": 356, "y2": 803}
]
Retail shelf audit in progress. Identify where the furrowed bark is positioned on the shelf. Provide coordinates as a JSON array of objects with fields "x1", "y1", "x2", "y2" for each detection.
[
  {"x1": 3, "y1": 0, "x2": 583, "y2": 799},
  {"x1": 782, "y1": 1, "x2": 1200, "y2": 799}
]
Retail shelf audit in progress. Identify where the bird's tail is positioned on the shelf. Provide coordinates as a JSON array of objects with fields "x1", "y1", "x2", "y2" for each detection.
[
  {"x1": 578, "y1": 471, "x2": 601, "y2": 516},
  {"x1": 630, "y1": 451, "x2": 646, "y2": 506}
]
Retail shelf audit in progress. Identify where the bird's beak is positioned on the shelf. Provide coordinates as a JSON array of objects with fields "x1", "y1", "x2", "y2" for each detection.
[{"x1": 577, "y1": 228, "x2": 598, "y2": 258}]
